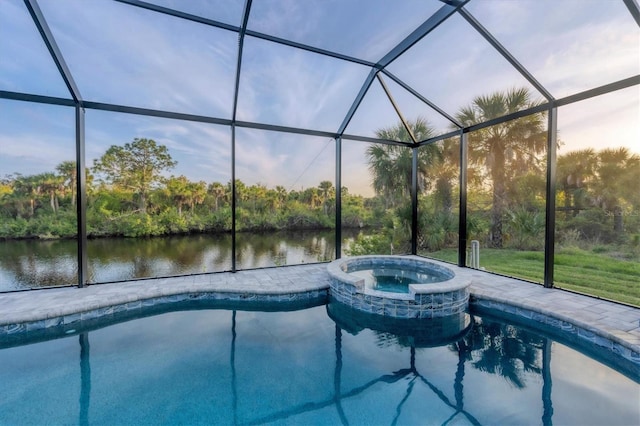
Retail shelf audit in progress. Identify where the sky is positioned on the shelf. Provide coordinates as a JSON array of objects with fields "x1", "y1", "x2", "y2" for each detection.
[{"x1": 1, "y1": 0, "x2": 638, "y2": 196}]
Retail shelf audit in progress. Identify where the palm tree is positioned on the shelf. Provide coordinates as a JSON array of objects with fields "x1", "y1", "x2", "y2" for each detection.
[
  {"x1": 593, "y1": 147, "x2": 640, "y2": 233},
  {"x1": 0, "y1": 177, "x2": 12, "y2": 206},
  {"x1": 227, "y1": 179, "x2": 247, "y2": 206},
  {"x1": 207, "y1": 182, "x2": 226, "y2": 211},
  {"x1": 430, "y1": 137, "x2": 460, "y2": 215},
  {"x1": 556, "y1": 149, "x2": 597, "y2": 219},
  {"x1": 187, "y1": 180, "x2": 207, "y2": 213},
  {"x1": 367, "y1": 117, "x2": 439, "y2": 208},
  {"x1": 318, "y1": 180, "x2": 333, "y2": 215},
  {"x1": 56, "y1": 161, "x2": 77, "y2": 206},
  {"x1": 301, "y1": 187, "x2": 322, "y2": 209},
  {"x1": 165, "y1": 175, "x2": 191, "y2": 216},
  {"x1": 38, "y1": 172, "x2": 65, "y2": 213},
  {"x1": 264, "y1": 189, "x2": 279, "y2": 213},
  {"x1": 455, "y1": 88, "x2": 546, "y2": 248},
  {"x1": 13, "y1": 174, "x2": 43, "y2": 217},
  {"x1": 274, "y1": 185, "x2": 288, "y2": 209}
]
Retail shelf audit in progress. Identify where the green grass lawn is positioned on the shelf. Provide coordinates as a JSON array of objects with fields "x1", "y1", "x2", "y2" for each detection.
[{"x1": 424, "y1": 248, "x2": 640, "y2": 307}]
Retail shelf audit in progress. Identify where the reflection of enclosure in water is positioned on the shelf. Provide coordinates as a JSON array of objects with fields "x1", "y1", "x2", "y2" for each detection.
[{"x1": 61, "y1": 308, "x2": 555, "y2": 425}]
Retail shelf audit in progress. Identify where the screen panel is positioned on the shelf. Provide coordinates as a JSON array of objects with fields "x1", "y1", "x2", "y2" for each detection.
[
  {"x1": 247, "y1": 0, "x2": 443, "y2": 62},
  {"x1": 341, "y1": 140, "x2": 411, "y2": 256},
  {"x1": 0, "y1": 100, "x2": 77, "y2": 291},
  {"x1": 465, "y1": 110, "x2": 548, "y2": 283},
  {"x1": 467, "y1": 0, "x2": 640, "y2": 98},
  {"x1": 388, "y1": 13, "x2": 545, "y2": 123},
  {"x1": 0, "y1": 0, "x2": 70, "y2": 98},
  {"x1": 555, "y1": 86, "x2": 640, "y2": 305},
  {"x1": 39, "y1": 0, "x2": 237, "y2": 117},
  {"x1": 237, "y1": 36, "x2": 370, "y2": 132},
  {"x1": 235, "y1": 128, "x2": 336, "y2": 268},
  {"x1": 85, "y1": 110, "x2": 232, "y2": 283}
]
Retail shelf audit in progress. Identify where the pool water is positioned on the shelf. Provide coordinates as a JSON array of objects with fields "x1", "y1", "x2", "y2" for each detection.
[
  {"x1": 0, "y1": 304, "x2": 638, "y2": 425},
  {"x1": 350, "y1": 267, "x2": 449, "y2": 293}
]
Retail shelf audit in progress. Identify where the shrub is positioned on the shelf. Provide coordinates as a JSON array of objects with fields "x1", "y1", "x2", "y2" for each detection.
[
  {"x1": 345, "y1": 233, "x2": 393, "y2": 256},
  {"x1": 506, "y1": 208, "x2": 544, "y2": 250}
]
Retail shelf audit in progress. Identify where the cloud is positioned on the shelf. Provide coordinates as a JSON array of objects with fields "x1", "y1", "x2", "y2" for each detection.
[
  {"x1": 558, "y1": 87, "x2": 640, "y2": 154},
  {"x1": 388, "y1": 13, "x2": 540, "y2": 117},
  {"x1": 234, "y1": 128, "x2": 334, "y2": 189},
  {"x1": 3, "y1": 0, "x2": 637, "y2": 189},
  {"x1": 148, "y1": 0, "x2": 244, "y2": 26},
  {"x1": 248, "y1": 0, "x2": 311, "y2": 41},
  {"x1": 0, "y1": 1, "x2": 71, "y2": 97},
  {"x1": 38, "y1": 0, "x2": 237, "y2": 117},
  {"x1": 0, "y1": 133, "x2": 75, "y2": 176},
  {"x1": 237, "y1": 36, "x2": 370, "y2": 131},
  {"x1": 341, "y1": 140, "x2": 374, "y2": 197},
  {"x1": 0, "y1": 100, "x2": 76, "y2": 176},
  {"x1": 247, "y1": 0, "x2": 443, "y2": 62},
  {"x1": 466, "y1": 0, "x2": 639, "y2": 98},
  {"x1": 535, "y1": 21, "x2": 639, "y2": 96},
  {"x1": 344, "y1": 79, "x2": 400, "y2": 137},
  {"x1": 85, "y1": 112, "x2": 233, "y2": 183}
]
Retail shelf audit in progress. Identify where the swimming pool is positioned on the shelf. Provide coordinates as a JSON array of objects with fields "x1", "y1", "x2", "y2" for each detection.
[{"x1": 0, "y1": 300, "x2": 637, "y2": 425}]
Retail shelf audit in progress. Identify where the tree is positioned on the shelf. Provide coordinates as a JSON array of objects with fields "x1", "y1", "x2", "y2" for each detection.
[
  {"x1": 227, "y1": 179, "x2": 246, "y2": 205},
  {"x1": 12, "y1": 174, "x2": 42, "y2": 217},
  {"x1": 37, "y1": 172, "x2": 65, "y2": 213},
  {"x1": 556, "y1": 149, "x2": 597, "y2": 219},
  {"x1": 318, "y1": 180, "x2": 333, "y2": 215},
  {"x1": 274, "y1": 185, "x2": 288, "y2": 209},
  {"x1": 92, "y1": 138, "x2": 176, "y2": 213},
  {"x1": 429, "y1": 138, "x2": 460, "y2": 215},
  {"x1": 456, "y1": 88, "x2": 546, "y2": 248},
  {"x1": 56, "y1": 161, "x2": 77, "y2": 206},
  {"x1": 207, "y1": 182, "x2": 226, "y2": 211},
  {"x1": 188, "y1": 180, "x2": 207, "y2": 212},
  {"x1": 0, "y1": 177, "x2": 12, "y2": 202},
  {"x1": 592, "y1": 147, "x2": 640, "y2": 233},
  {"x1": 301, "y1": 187, "x2": 322, "y2": 209},
  {"x1": 367, "y1": 117, "x2": 439, "y2": 208},
  {"x1": 165, "y1": 176, "x2": 191, "y2": 216},
  {"x1": 247, "y1": 184, "x2": 268, "y2": 213},
  {"x1": 453, "y1": 317, "x2": 544, "y2": 389}
]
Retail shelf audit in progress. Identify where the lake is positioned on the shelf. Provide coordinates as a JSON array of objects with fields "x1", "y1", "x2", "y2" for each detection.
[{"x1": 0, "y1": 229, "x2": 364, "y2": 291}]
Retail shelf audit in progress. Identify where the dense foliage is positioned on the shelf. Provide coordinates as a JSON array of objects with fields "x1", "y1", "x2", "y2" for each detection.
[
  {"x1": 1, "y1": 89, "x2": 638, "y2": 265},
  {"x1": 0, "y1": 140, "x2": 388, "y2": 239},
  {"x1": 349, "y1": 89, "x2": 640, "y2": 261}
]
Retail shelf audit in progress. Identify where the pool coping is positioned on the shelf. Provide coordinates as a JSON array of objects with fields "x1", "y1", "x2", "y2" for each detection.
[{"x1": 0, "y1": 257, "x2": 638, "y2": 365}]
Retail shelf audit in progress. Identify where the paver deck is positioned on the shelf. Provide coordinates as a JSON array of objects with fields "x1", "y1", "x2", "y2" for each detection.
[{"x1": 0, "y1": 259, "x2": 638, "y2": 364}]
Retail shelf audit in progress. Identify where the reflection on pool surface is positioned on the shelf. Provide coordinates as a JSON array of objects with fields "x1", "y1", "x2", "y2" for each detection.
[{"x1": 0, "y1": 304, "x2": 638, "y2": 425}]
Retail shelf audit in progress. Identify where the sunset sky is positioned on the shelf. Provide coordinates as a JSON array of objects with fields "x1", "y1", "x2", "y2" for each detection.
[{"x1": 1, "y1": 0, "x2": 638, "y2": 196}]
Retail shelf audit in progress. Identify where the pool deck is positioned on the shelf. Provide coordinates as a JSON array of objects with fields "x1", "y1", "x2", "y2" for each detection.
[{"x1": 0, "y1": 258, "x2": 638, "y2": 363}]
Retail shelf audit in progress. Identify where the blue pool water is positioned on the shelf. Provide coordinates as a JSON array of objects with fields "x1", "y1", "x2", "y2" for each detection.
[
  {"x1": 350, "y1": 267, "x2": 449, "y2": 293},
  {"x1": 0, "y1": 303, "x2": 638, "y2": 425}
]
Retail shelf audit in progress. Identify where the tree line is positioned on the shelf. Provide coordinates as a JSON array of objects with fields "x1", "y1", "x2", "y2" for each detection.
[
  {"x1": 0, "y1": 137, "x2": 388, "y2": 239},
  {"x1": 1, "y1": 88, "x2": 638, "y2": 258}
]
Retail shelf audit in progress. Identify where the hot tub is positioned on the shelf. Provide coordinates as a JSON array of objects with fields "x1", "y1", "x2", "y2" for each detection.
[{"x1": 327, "y1": 255, "x2": 471, "y2": 318}]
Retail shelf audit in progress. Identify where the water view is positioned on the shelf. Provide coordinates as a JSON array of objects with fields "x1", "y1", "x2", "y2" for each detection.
[{"x1": 0, "y1": 229, "x2": 363, "y2": 291}]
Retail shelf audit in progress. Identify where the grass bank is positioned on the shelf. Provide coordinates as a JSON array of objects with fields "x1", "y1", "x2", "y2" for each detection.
[{"x1": 425, "y1": 247, "x2": 639, "y2": 307}]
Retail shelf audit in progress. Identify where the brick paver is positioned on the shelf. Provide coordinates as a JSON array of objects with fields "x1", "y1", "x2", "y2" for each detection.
[{"x1": 0, "y1": 259, "x2": 637, "y2": 364}]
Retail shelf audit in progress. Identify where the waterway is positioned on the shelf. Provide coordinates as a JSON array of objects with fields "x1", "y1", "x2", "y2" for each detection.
[{"x1": 0, "y1": 229, "x2": 363, "y2": 291}]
